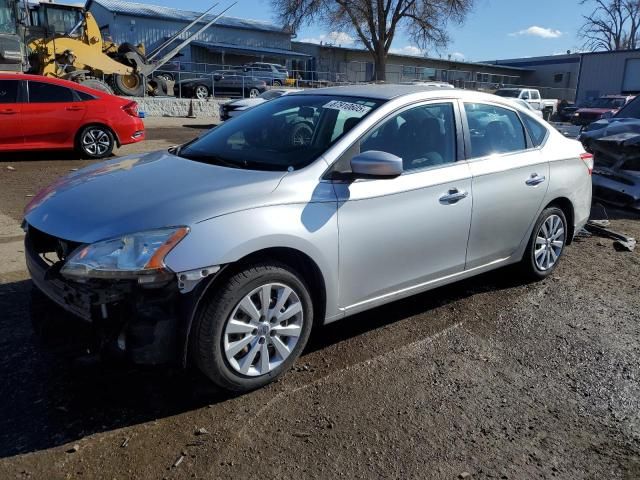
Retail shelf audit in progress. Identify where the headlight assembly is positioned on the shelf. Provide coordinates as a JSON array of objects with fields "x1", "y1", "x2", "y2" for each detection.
[{"x1": 60, "y1": 227, "x2": 189, "y2": 282}]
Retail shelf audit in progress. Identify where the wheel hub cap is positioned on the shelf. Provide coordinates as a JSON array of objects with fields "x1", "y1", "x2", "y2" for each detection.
[
  {"x1": 223, "y1": 283, "x2": 303, "y2": 377},
  {"x1": 82, "y1": 129, "x2": 110, "y2": 156},
  {"x1": 534, "y1": 214, "x2": 565, "y2": 271}
]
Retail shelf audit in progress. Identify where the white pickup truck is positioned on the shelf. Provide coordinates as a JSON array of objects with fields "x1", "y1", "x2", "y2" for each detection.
[{"x1": 494, "y1": 88, "x2": 558, "y2": 120}]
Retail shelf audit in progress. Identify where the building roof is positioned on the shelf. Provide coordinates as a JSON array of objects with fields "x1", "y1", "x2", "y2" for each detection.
[
  {"x1": 191, "y1": 41, "x2": 311, "y2": 59},
  {"x1": 87, "y1": 0, "x2": 287, "y2": 34},
  {"x1": 292, "y1": 41, "x2": 532, "y2": 72}
]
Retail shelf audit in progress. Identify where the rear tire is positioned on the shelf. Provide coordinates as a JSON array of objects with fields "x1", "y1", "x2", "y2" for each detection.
[
  {"x1": 77, "y1": 125, "x2": 115, "y2": 159},
  {"x1": 519, "y1": 207, "x2": 568, "y2": 280},
  {"x1": 247, "y1": 87, "x2": 260, "y2": 98},
  {"x1": 273, "y1": 80, "x2": 283, "y2": 86},
  {"x1": 193, "y1": 263, "x2": 313, "y2": 392}
]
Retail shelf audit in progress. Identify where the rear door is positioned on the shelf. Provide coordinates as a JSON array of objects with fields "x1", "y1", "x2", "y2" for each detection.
[
  {"x1": 463, "y1": 102, "x2": 550, "y2": 269},
  {"x1": 22, "y1": 80, "x2": 87, "y2": 148},
  {"x1": 0, "y1": 78, "x2": 25, "y2": 149}
]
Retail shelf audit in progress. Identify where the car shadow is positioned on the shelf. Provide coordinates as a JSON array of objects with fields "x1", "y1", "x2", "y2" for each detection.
[
  {"x1": 0, "y1": 267, "x2": 521, "y2": 458},
  {"x1": 181, "y1": 124, "x2": 217, "y2": 130}
]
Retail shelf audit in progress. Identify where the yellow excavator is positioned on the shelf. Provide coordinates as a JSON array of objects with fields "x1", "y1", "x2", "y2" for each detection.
[{"x1": 7, "y1": 1, "x2": 233, "y2": 96}]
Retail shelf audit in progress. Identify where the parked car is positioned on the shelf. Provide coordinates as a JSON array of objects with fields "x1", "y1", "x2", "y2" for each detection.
[
  {"x1": 242, "y1": 62, "x2": 289, "y2": 86},
  {"x1": 24, "y1": 85, "x2": 592, "y2": 392},
  {"x1": 174, "y1": 72, "x2": 267, "y2": 99},
  {"x1": 0, "y1": 74, "x2": 144, "y2": 159},
  {"x1": 219, "y1": 88, "x2": 303, "y2": 120},
  {"x1": 508, "y1": 98, "x2": 544, "y2": 119},
  {"x1": 579, "y1": 95, "x2": 640, "y2": 142},
  {"x1": 494, "y1": 88, "x2": 558, "y2": 119},
  {"x1": 571, "y1": 95, "x2": 634, "y2": 126}
]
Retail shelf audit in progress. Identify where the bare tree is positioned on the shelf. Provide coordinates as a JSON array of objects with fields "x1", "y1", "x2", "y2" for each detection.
[
  {"x1": 272, "y1": 0, "x2": 474, "y2": 81},
  {"x1": 579, "y1": 0, "x2": 640, "y2": 51}
]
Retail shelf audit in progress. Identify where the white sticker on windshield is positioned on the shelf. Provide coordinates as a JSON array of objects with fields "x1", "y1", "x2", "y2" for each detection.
[{"x1": 323, "y1": 100, "x2": 372, "y2": 115}]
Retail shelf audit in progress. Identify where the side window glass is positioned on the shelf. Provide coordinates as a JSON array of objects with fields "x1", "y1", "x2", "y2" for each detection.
[
  {"x1": 359, "y1": 103, "x2": 457, "y2": 172},
  {"x1": 521, "y1": 91, "x2": 530, "y2": 100},
  {"x1": 29, "y1": 82, "x2": 74, "y2": 103},
  {"x1": 0, "y1": 80, "x2": 19, "y2": 103},
  {"x1": 521, "y1": 113, "x2": 548, "y2": 147},
  {"x1": 76, "y1": 91, "x2": 96, "y2": 101},
  {"x1": 464, "y1": 103, "x2": 527, "y2": 158}
]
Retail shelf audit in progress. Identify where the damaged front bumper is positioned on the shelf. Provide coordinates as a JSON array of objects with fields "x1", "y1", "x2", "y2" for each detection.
[{"x1": 25, "y1": 226, "x2": 214, "y2": 366}]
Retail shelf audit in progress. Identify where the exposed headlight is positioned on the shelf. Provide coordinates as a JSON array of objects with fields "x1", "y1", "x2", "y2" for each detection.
[{"x1": 60, "y1": 227, "x2": 189, "y2": 282}]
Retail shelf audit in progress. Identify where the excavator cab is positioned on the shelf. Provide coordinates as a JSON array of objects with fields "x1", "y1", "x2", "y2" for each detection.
[{"x1": 0, "y1": 0, "x2": 24, "y2": 72}]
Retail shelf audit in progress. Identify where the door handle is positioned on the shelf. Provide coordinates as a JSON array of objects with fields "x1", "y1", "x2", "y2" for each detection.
[
  {"x1": 525, "y1": 173, "x2": 546, "y2": 186},
  {"x1": 66, "y1": 106, "x2": 84, "y2": 111},
  {"x1": 0, "y1": 109, "x2": 17, "y2": 115},
  {"x1": 439, "y1": 188, "x2": 469, "y2": 204}
]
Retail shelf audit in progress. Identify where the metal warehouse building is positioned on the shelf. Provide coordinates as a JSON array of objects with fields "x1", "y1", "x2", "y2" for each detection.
[
  {"x1": 576, "y1": 49, "x2": 640, "y2": 103},
  {"x1": 86, "y1": 0, "x2": 310, "y2": 68}
]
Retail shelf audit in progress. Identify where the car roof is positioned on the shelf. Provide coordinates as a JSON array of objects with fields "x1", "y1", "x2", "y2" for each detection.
[{"x1": 293, "y1": 84, "x2": 501, "y2": 101}]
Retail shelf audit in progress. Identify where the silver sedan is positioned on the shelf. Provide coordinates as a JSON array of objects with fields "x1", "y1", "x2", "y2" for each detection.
[{"x1": 24, "y1": 85, "x2": 592, "y2": 391}]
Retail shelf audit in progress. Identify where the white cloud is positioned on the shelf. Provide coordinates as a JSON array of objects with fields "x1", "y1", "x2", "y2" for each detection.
[
  {"x1": 299, "y1": 31, "x2": 355, "y2": 46},
  {"x1": 390, "y1": 45, "x2": 424, "y2": 56},
  {"x1": 450, "y1": 52, "x2": 465, "y2": 60},
  {"x1": 509, "y1": 26, "x2": 563, "y2": 39}
]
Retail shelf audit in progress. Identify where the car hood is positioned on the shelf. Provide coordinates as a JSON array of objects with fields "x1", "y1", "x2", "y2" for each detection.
[
  {"x1": 226, "y1": 98, "x2": 266, "y2": 109},
  {"x1": 576, "y1": 108, "x2": 613, "y2": 114},
  {"x1": 24, "y1": 151, "x2": 287, "y2": 244},
  {"x1": 580, "y1": 117, "x2": 640, "y2": 142}
]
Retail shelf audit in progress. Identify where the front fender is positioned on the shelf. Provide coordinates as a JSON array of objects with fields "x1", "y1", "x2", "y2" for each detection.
[{"x1": 164, "y1": 200, "x2": 340, "y2": 321}]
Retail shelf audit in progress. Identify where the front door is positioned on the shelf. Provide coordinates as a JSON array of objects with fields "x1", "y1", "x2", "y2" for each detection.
[
  {"x1": 22, "y1": 80, "x2": 86, "y2": 148},
  {"x1": 0, "y1": 79, "x2": 24, "y2": 150},
  {"x1": 463, "y1": 102, "x2": 550, "y2": 269},
  {"x1": 333, "y1": 101, "x2": 473, "y2": 313}
]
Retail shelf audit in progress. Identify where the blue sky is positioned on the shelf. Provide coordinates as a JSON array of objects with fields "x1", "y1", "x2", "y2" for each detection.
[{"x1": 135, "y1": 0, "x2": 594, "y2": 60}]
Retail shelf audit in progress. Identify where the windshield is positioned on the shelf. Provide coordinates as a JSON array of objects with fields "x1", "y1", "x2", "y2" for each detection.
[
  {"x1": 259, "y1": 90, "x2": 285, "y2": 100},
  {"x1": 614, "y1": 96, "x2": 640, "y2": 118},
  {"x1": 178, "y1": 95, "x2": 383, "y2": 171},
  {"x1": 592, "y1": 97, "x2": 626, "y2": 109},
  {"x1": 494, "y1": 89, "x2": 521, "y2": 98},
  {"x1": 0, "y1": 0, "x2": 17, "y2": 35}
]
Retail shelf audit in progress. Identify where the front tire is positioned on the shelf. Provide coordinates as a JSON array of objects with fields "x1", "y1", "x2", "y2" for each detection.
[
  {"x1": 519, "y1": 207, "x2": 568, "y2": 280},
  {"x1": 247, "y1": 87, "x2": 260, "y2": 98},
  {"x1": 193, "y1": 263, "x2": 313, "y2": 392},
  {"x1": 77, "y1": 126, "x2": 115, "y2": 159},
  {"x1": 193, "y1": 85, "x2": 210, "y2": 99}
]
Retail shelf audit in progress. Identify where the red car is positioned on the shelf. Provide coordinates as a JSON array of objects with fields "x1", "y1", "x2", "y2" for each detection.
[
  {"x1": 0, "y1": 74, "x2": 144, "y2": 158},
  {"x1": 571, "y1": 95, "x2": 635, "y2": 126}
]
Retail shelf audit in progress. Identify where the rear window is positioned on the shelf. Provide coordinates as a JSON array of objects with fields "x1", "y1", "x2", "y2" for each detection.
[
  {"x1": 521, "y1": 113, "x2": 548, "y2": 147},
  {"x1": 615, "y1": 96, "x2": 640, "y2": 118},
  {"x1": 29, "y1": 82, "x2": 74, "y2": 103},
  {"x1": 494, "y1": 89, "x2": 521, "y2": 98},
  {"x1": 0, "y1": 79, "x2": 19, "y2": 103}
]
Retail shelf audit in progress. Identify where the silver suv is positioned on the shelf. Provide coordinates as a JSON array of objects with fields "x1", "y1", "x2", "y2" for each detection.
[{"x1": 24, "y1": 85, "x2": 592, "y2": 392}]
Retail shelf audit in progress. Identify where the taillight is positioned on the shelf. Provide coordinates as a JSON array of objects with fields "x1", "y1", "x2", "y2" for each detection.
[
  {"x1": 580, "y1": 152, "x2": 594, "y2": 175},
  {"x1": 123, "y1": 101, "x2": 139, "y2": 117}
]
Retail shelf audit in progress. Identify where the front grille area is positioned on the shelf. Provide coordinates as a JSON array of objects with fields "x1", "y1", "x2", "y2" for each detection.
[{"x1": 26, "y1": 225, "x2": 82, "y2": 264}]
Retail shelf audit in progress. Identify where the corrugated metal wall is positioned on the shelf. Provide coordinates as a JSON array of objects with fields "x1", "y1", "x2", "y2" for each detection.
[
  {"x1": 577, "y1": 50, "x2": 640, "y2": 103},
  {"x1": 90, "y1": 2, "x2": 291, "y2": 64}
]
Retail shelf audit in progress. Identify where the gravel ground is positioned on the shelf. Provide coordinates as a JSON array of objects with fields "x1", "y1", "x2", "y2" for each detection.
[{"x1": 0, "y1": 122, "x2": 639, "y2": 479}]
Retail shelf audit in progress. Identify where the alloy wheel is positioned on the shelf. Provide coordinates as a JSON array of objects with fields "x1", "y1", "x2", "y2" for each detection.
[
  {"x1": 195, "y1": 86, "x2": 209, "y2": 99},
  {"x1": 223, "y1": 283, "x2": 304, "y2": 377},
  {"x1": 534, "y1": 214, "x2": 565, "y2": 271},
  {"x1": 81, "y1": 128, "x2": 111, "y2": 156},
  {"x1": 249, "y1": 88, "x2": 260, "y2": 98}
]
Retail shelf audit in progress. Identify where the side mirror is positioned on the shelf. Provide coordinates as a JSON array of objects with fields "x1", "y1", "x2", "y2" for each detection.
[
  {"x1": 351, "y1": 150, "x2": 403, "y2": 179},
  {"x1": 213, "y1": 74, "x2": 222, "y2": 81}
]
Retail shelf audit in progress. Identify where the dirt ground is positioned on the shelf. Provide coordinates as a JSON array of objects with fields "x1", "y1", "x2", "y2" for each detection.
[{"x1": 0, "y1": 120, "x2": 639, "y2": 479}]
